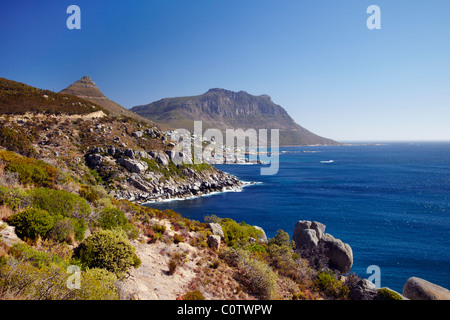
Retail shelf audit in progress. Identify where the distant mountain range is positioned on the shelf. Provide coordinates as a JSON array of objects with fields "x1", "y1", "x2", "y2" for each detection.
[
  {"x1": 56, "y1": 76, "x2": 337, "y2": 146},
  {"x1": 132, "y1": 88, "x2": 338, "y2": 146}
]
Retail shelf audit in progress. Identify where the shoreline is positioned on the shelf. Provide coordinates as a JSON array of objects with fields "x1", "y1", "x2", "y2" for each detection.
[{"x1": 139, "y1": 180, "x2": 260, "y2": 205}]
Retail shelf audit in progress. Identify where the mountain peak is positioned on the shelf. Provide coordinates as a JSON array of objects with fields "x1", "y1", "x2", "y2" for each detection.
[
  {"x1": 80, "y1": 75, "x2": 94, "y2": 83},
  {"x1": 59, "y1": 76, "x2": 154, "y2": 125},
  {"x1": 60, "y1": 76, "x2": 104, "y2": 99}
]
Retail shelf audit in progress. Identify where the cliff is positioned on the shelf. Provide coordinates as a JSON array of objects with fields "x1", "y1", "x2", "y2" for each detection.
[{"x1": 132, "y1": 88, "x2": 338, "y2": 146}]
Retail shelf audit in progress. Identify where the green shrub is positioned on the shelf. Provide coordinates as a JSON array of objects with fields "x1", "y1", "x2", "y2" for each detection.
[
  {"x1": 47, "y1": 218, "x2": 75, "y2": 243},
  {"x1": 8, "y1": 243, "x2": 67, "y2": 269},
  {"x1": 77, "y1": 229, "x2": 140, "y2": 276},
  {"x1": 184, "y1": 290, "x2": 205, "y2": 300},
  {"x1": 73, "y1": 219, "x2": 87, "y2": 242},
  {"x1": 5, "y1": 159, "x2": 57, "y2": 188},
  {"x1": 219, "y1": 218, "x2": 263, "y2": 246},
  {"x1": 376, "y1": 288, "x2": 403, "y2": 300},
  {"x1": 0, "y1": 254, "x2": 118, "y2": 300},
  {"x1": 8, "y1": 208, "x2": 54, "y2": 241},
  {"x1": 30, "y1": 187, "x2": 91, "y2": 220},
  {"x1": 267, "y1": 230, "x2": 300, "y2": 279},
  {"x1": 152, "y1": 223, "x2": 166, "y2": 234},
  {"x1": 98, "y1": 207, "x2": 128, "y2": 230},
  {"x1": 314, "y1": 270, "x2": 349, "y2": 300},
  {"x1": 79, "y1": 185, "x2": 101, "y2": 203},
  {"x1": 97, "y1": 206, "x2": 138, "y2": 240},
  {"x1": 0, "y1": 125, "x2": 36, "y2": 157},
  {"x1": 173, "y1": 234, "x2": 183, "y2": 244},
  {"x1": 237, "y1": 251, "x2": 278, "y2": 300},
  {"x1": 0, "y1": 186, "x2": 32, "y2": 211},
  {"x1": 80, "y1": 268, "x2": 119, "y2": 300},
  {"x1": 268, "y1": 229, "x2": 290, "y2": 247},
  {"x1": 0, "y1": 150, "x2": 57, "y2": 188}
]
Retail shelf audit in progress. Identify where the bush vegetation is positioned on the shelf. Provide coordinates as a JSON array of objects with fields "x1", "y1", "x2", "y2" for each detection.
[
  {"x1": 0, "y1": 124, "x2": 36, "y2": 157},
  {"x1": 205, "y1": 215, "x2": 263, "y2": 247},
  {"x1": 0, "y1": 244, "x2": 118, "y2": 300},
  {"x1": 314, "y1": 269, "x2": 349, "y2": 300},
  {"x1": 0, "y1": 150, "x2": 57, "y2": 187},
  {"x1": 0, "y1": 186, "x2": 32, "y2": 211},
  {"x1": 76, "y1": 229, "x2": 141, "y2": 277},
  {"x1": 8, "y1": 208, "x2": 54, "y2": 242}
]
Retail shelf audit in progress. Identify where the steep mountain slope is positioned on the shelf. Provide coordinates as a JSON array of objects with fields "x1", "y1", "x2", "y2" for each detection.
[
  {"x1": 132, "y1": 88, "x2": 338, "y2": 146},
  {"x1": 60, "y1": 76, "x2": 154, "y2": 125}
]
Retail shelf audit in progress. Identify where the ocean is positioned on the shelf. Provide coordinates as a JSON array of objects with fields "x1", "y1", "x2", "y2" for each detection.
[{"x1": 145, "y1": 142, "x2": 450, "y2": 293}]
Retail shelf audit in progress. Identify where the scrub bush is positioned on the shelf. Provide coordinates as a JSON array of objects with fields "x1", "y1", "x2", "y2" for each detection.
[
  {"x1": 8, "y1": 208, "x2": 54, "y2": 241},
  {"x1": 77, "y1": 229, "x2": 140, "y2": 276}
]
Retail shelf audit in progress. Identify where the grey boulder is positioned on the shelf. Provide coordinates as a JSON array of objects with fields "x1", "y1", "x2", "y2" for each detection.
[{"x1": 403, "y1": 277, "x2": 450, "y2": 300}]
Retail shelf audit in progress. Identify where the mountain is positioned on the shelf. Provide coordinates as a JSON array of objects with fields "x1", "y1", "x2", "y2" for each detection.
[
  {"x1": 0, "y1": 77, "x2": 107, "y2": 115},
  {"x1": 60, "y1": 76, "x2": 153, "y2": 125},
  {"x1": 0, "y1": 76, "x2": 241, "y2": 202},
  {"x1": 131, "y1": 88, "x2": 338, "y2": 146}
]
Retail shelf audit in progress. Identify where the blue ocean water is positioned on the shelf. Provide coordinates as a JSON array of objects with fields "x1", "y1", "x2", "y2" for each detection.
[{"x1": 145, "y1": 142, "x2": 450, "y2": 293}]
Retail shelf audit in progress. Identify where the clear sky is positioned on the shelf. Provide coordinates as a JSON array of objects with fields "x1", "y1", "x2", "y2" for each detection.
[{"x1": 1, "y1": 0, "x2": 449, "y2": 141}]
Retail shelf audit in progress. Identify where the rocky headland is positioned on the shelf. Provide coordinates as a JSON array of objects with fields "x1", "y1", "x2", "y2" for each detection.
[{"x1": 85, "y1": 144, "x2": 244, "y2": 204}]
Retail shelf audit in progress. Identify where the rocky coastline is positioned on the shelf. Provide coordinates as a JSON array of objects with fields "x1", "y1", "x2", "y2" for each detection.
[{"x1": 85, "y1": 145, "x2": 245, "y2": 204}]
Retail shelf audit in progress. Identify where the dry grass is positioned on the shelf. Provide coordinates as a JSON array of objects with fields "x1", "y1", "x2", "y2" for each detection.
[
  {"x1": 187, "y1": 250, "x2": 256, "y2": 300},
  {"x1": 0, "y1": 205, "x2": 13, "y2": 221}
]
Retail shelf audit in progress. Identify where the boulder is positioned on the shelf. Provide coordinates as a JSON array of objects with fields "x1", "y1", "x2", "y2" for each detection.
[
  {"x1": 311, "y1": 221, "x2": 326, "y2": 240},
  {"x1": 86, "y1": 153, "x2": 103, "y2": 166},
  {"x1": 150, "y1": 151, "x2": 169, "y2": 166},
  {"x1": 321, "y1": 233, "x2": 353, "y2": 274},
  {"x1": 293, "y1": 220, "x2": 353, "y2": 274},
  {"x1": 293, "y1": 220, "x2": 320, "y2": 248},
  {"x1": 207, "y1": 235, "x2": 221, "y2": 250},
  {"x1": 253, "y1": 226, "x2": 268, "y2": 244},
  {"x1": 118, "y1": 158, "x2": 148, "y2": 174},
  {"x1": 403, "y1": 277, "x2": 450, "y2": 300},
  {"x1": 348, "y1": 279, "x2": 378, "y2": 300},
  {"x1": 170, "y1": 151, "x2": 192, "y2": 165},
  {"x1": 0, "y1": 221, "x2": 24, "y2": 247},
  {"x1": 301, "y1": 229, "x2": 319, "y2": 247},
  {"x1": 208, "y1": 223, "x2": 224, "y2": 239},
  {"x1": 132, "y1": 131, "x2": 144, "y2": 138}
]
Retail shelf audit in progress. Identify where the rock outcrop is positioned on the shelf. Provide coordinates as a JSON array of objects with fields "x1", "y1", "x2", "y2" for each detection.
[
  {"x1": 208, "y1": 223, "x2": 225, "y2": 239},
  {"x1": 207, "y1": 235, "x2": 221, "y2": 251},
  {"x1": 254, "y1": 226, "x2": 268, "y2": 244},
  {"x1": 0, "y1": 221, "x2": 23, "y2": 247},
  {"x1": 293, "y1": 220, "x2": 353, "y2": 274},
  {"x1": 348, "y1": 278, "x2": 379, "y2": 300},
  {"x1": 403, "y1": 277, "x2": 450, "y2": 300},
  {"x1": 85, "y1": 146, "x2": 243, "y2": 203}
]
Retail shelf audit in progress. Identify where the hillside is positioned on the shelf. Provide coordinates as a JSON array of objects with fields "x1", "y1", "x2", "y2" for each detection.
[
  {"x1": 60, "y1": 76, "x2": 155, "y2": 126},
  {"x1": 0, "y1": 77, "x2": 108, "y2": 116},
  {"x1": 132, "y1": 88, "x2": 338, "y2": 146}
]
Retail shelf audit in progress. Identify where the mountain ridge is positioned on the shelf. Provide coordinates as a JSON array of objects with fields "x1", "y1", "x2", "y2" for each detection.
[{"x1": 132, "y1": 89, "x2": 338, "y2": 146}]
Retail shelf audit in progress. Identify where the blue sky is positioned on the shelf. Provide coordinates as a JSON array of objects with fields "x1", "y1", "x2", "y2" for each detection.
[{"x1": 1, "y1": 0, "x2": 449, "y2": 141}]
